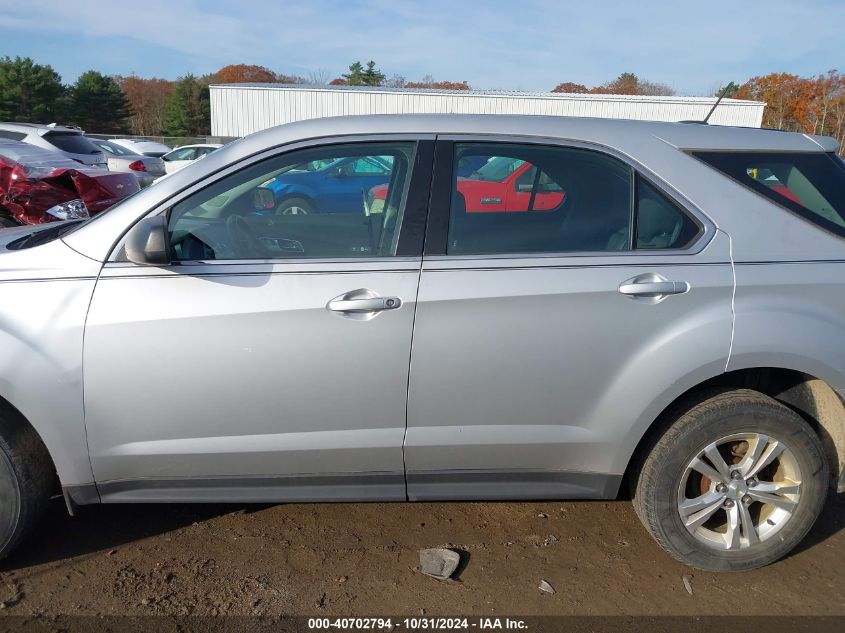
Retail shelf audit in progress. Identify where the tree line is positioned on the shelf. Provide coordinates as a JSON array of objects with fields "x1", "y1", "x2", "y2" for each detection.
[{"x1": 1, "y1": 56, "x2": 843, "y2": 154}]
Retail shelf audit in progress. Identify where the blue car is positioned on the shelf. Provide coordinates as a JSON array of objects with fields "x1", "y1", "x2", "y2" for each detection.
[{"x1": 262, "y1": 154, "x2": 394, "y2": 215}]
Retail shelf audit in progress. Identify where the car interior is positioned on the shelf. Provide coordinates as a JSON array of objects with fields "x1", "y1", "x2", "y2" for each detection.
[
  {"x1": 448, "y1": 146, "x2": 699, "y2": 255},
  {"x1": 165, "y1": 145, "x2": 414, "y2": 261}
]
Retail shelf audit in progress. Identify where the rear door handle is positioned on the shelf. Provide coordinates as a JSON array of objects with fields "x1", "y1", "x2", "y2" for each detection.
[{"x1": 327, "y1": 296, "x2": 401, "y2": 313}]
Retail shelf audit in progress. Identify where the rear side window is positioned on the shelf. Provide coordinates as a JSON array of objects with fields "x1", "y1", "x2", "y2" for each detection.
[
  {"x1": 446, "y1": 143, "x2": 701, "y2": 255},
  {"x1": 448, "y1": 143, "x2": 633, "y2": 255},
  {"x1": 43, "y1": 132, "x2": 100, "y2": 155},
  {"x1": 691, "y1": 151, "x2": 845, "y2": 236}
]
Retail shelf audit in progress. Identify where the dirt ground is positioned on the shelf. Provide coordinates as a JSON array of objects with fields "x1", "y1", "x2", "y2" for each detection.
[{"x1": 0, "y1": 492, "x2": 842, "y2": 620}]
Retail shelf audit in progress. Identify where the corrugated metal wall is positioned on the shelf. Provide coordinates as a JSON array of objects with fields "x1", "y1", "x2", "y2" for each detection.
[{"x1": 210, "y1": 85, "x2": 766, "y2": 137}]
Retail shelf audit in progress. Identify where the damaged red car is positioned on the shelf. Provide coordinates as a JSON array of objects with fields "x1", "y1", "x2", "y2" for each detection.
[{"x1": 0, "y1": 139, "x2": 140, "y2": 227}]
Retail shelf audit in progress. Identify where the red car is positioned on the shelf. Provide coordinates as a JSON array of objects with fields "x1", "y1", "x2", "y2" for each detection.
[
  {"x1": 370, "y1": 157, "x2": 565, "y2": 212},
  {"x1": 0, "y1": 140, "x2": 140, "y2": 226}
]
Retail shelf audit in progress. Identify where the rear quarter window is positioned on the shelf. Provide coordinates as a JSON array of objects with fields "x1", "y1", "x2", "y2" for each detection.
[{"x1": 691, "y1": 151, "x2": 845, "y2": 237}]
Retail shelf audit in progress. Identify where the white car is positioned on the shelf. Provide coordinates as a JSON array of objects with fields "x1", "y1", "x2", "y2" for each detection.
[
  {"x1": 108, "y1": 138, "x2": 172, "y2": 158},
  {"x1": 0, "y1": 122, "x2": 107, "y2": 168},
  {"x1": 161, "y1": 144, "x2": 223, "y2": 174}
]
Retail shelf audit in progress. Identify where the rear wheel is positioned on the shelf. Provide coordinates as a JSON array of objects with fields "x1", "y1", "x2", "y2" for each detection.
[
  {"x1": 633, "y1": 388, "x2": 828, "y2": 571},
  {"x1": 0, "y1": 410, "x2": 54, "y2": 560}
]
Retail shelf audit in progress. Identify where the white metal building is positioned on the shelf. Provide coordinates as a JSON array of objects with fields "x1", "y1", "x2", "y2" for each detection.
[{"x1": 209, "y1": 83, "x2": 766, "y2": 138}]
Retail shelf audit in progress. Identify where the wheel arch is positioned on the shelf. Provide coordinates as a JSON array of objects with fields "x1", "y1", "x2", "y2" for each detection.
[
  {"x1": 622, "y1": 366, "x2": 845, "y2": 496},
  {"x1": 0, "y1": 394, "x2": 58, "y2": 494},
  {"x1": 274, "y1": 189, "x2": 317, "y2": 211}
]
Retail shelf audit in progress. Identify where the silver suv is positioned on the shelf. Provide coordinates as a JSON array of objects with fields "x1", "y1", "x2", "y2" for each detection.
[
  {"x1": 0, "y1": 115, "x2": 843, "y2": 571},
  {"x1": 0, "y1": 122, "x2": 106, "y2": 167}
]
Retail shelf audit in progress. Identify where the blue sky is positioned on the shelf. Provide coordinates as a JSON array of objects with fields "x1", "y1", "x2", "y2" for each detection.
[{"x1": 0, "y1": 0, "x2": 842, "y2": 95}]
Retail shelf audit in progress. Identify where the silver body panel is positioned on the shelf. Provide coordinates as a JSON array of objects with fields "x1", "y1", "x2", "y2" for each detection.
[
  {"x1": 0, "y1": 114, "x2": 840, "y2": 502},
  {"x1": 84, "y1": 259, "x2": 418, "y2": 501}
]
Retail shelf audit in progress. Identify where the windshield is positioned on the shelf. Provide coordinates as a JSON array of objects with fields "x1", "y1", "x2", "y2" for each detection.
[{"x1": 95, "y1": 140, "x2": 138, "y2": 156}]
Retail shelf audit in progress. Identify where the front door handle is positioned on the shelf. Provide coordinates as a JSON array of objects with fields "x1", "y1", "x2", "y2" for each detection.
[
  {"x1": 327, "y1": 296, "x2": 401, "y2": 313},
  {"x1": 618, "y1": 273, "x2": 690, "y2": 300},
  {"x1": 618, "y1": 280, "x2": 689, "y2": 296}
]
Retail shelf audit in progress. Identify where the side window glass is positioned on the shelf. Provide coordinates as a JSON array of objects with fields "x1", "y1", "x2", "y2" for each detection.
[
  {"x1": 168, "y1": 142, "x2": 416, "y2": 261},
  {"x1": 447, "y1": 143, "x2": 632, "y2": 255},
  {"x1": 692, "y1": 151, "x2": 845, "y2": 236},
  {"x1": 636, "y1": 178, "x2": 700, "y2": 249}
]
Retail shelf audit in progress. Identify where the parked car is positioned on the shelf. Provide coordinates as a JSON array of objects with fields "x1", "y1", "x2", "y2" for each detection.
[
  {"x1": 0, "y1": 139, "x2": 140, "y2": 225},
  {"x1": 162, "y1": 144, "x2": 223, "y2": 174},
  {"x1": 369, "y1": 155, "x2": 566, "y2": 213},
  {"x1": 1, "y1": 114, "x2": 844, "y2": 572},
  {"x1": 257, "y1": 154, "x2": 398, "y2": 215},
  {"x1": 108, "y1": 138, "x2": 172, "y2": 158},
  {"x1": 91, "y1": 139, "x2": 166, "y2": 188},
  {"x1": 0, "y1": 122, "x2": 107, "y2": 168}
]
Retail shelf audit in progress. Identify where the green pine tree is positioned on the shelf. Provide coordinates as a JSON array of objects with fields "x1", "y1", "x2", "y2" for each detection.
[
  {"x1": 361, "y1": 61, "x2": 385, "y2": 87},
  {"x1": 68, "y1": 70, "x2": 131, "y2": 133},
  {"x1": 0, "y1": 56, "x2": 66, "y2": 122},
  {"x1": 163, "y1": 75, "x2": 210, "y2": 136},
  {"x1": 342, "y1": 61, "x2": 366, "y2": 86}
]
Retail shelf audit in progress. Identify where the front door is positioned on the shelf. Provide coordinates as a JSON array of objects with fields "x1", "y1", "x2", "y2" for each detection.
[
  {"x1": 83, "y1": 139, "x2": 433, "y2": 502},
  {"x1": 404, "y1": 140, "x2": 734, "y2": 500}
]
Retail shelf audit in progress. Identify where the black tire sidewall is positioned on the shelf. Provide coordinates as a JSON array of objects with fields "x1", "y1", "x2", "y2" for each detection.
[
  {"x1": 643, "y1": 395, "x2": 827, "y2": 571},
  {"x1": 0, "y1": 440, "x2": 22, "y2": 555}
]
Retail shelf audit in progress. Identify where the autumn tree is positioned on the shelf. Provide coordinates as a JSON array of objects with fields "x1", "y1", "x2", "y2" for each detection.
[
  {"x1": 0, "y1": 56, "x2": 66, "y2": 122},
  {"x1": 116, "y1": 75, "x2": 174, "y2": 136},
  {"x1": 551, "y1": 82, "x2": 589, "y2": 93},
  {"x1": 67, "y1": 71, "x2": 131, "y2": 133},
  {"x1": 214, "y1": 64, "x2": 276, "y2": 84},
  {"x1": 550, "y1": 74, "x2": 674, "y2": 96},
  {"x1": 734, "y1": 71, "x2": 845, "y2": 152},
  {"x1": 405, "y1": 78, "x2": 470, "y2": 90},
  {"x1": 735, "y1": 73, "x2": 803, "y2": 130},
  {"x1": 163, "y1": 75, "x2": 210, "y2": 136}
]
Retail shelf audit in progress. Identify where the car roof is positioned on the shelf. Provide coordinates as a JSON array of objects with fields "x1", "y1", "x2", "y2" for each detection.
[
  {"x1": 234, "y1": 114, "x2": 839, "y2": 154},
  {"x1": 172, "y1": 144, "x2": 223, "y2": 149},
  {"x1": 0, "y1": 122, "x2": 84, "y2": 134}
]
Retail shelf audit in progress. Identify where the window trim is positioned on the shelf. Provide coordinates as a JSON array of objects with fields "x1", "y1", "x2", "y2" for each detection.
[
  {"x1": 107, "y1": 134, "x2": 436, "y2": 265},
  {"x1": 425, "y1": 135, "x2": 712, "y2": 259}
]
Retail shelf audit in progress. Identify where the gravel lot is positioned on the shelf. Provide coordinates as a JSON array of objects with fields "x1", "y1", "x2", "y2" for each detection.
[{"x1": 0, "y1": 493, "x2": 842, "y2": 620}]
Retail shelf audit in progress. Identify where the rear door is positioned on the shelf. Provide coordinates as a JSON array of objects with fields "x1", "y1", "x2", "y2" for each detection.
[{"x1": 404, "y1": 138, "x2": 734, "y2": 500}]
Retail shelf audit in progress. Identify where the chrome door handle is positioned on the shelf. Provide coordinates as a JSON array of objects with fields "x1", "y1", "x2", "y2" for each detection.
[
  {"x1": 618, "y1": 281, "x2": 689, "y2": 296},
  {"x1": 328, "y1": 296, "x2": 401, "y2": 313}
]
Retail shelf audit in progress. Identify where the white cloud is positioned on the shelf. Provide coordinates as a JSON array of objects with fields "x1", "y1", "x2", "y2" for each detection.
[{"x1": 0, "y1": 0, "x2": 842, "y2": 93}]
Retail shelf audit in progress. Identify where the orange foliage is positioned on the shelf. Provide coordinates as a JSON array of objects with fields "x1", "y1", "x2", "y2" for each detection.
[
  {"x1": 735, "y1": 71, "x2": 845, "y2": 149},
  {"x1": 114, "y1": 75, "x2": 174, "y2": 136},
  {"x1": 551, "y1": 82, "x2": 588, "y2": 93},
  {"x1": 213, "y1": 64, "x2": 277, "y2": 84}
]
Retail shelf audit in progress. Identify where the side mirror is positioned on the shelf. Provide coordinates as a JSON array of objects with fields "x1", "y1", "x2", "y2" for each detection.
[
  {"x1": 124, "y1": 216, "x2": 171, "y2": 266},
  {"x1": 253, "y1": 186, "x2": 276, "y2": 210}
]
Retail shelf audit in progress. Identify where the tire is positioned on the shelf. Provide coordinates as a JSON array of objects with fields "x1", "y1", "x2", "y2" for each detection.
[
  {"x1": 0, "y1": 409, "x2": 54, "y2": 560},
  {"x1": 632, "y1": 388, "x2": 828, "y2": 571},
  {"x1": 276, "y1": 197, "x2": 315, "y2": 216}
]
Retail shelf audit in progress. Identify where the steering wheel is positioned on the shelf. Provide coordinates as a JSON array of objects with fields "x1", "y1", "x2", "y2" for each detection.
[{"x1": 225, "y1": 215, "x2": 264, "y2": 258}]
